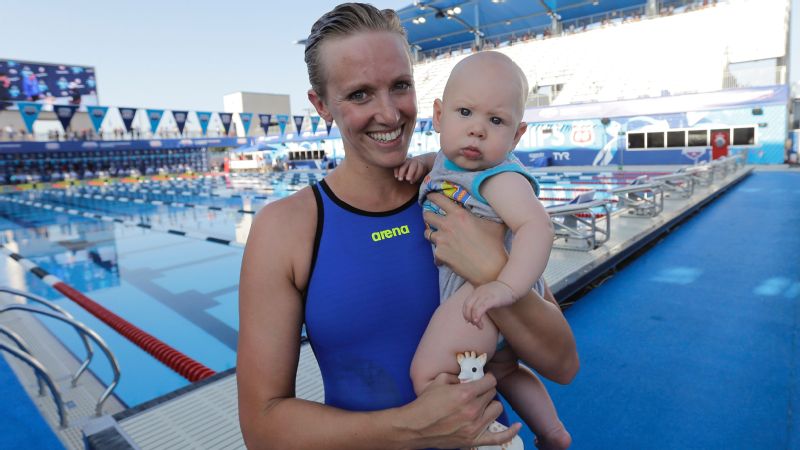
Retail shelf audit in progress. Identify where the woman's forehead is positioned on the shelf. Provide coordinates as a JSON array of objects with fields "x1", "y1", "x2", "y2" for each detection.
[{"x1": 320, "y1": 32, "x2": 411, "y2": 86}]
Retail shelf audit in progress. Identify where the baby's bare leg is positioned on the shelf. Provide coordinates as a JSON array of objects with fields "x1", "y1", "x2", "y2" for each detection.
[
  {"x1": 410, "y1": 283, "x2": 500, "y2": 395},
  {"x1": 489, "y1": 347, "x2": 572, "y2": 450}
]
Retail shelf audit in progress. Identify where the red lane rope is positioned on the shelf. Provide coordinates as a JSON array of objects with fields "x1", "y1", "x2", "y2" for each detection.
[{"x1": 52, "y1": 282, "x2": 216, "y2": 382}]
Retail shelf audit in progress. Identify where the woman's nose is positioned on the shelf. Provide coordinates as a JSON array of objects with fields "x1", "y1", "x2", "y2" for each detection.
[{"x1": 374, "y1": 94, "x2": 400, "y2": 125}]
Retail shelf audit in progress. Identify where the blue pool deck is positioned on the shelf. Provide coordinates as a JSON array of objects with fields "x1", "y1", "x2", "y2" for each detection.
[{"x1": 2, "y1": 163, "x2": 798, "y2": 449}]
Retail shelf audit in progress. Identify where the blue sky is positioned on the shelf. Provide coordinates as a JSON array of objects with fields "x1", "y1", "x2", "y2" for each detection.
[{"x1": 1, "y1": 1, "x2": 409, "y2": 115}]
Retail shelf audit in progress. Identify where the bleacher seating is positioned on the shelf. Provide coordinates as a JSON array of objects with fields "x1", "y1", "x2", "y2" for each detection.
[{"x1": 412, "y1": 0, "x2": 788, "y2": 117}]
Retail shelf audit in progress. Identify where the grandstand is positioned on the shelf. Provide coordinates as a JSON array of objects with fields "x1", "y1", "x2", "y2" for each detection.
[{"x1": 403, "y1": 0, "x2": 793, "y2": 165}]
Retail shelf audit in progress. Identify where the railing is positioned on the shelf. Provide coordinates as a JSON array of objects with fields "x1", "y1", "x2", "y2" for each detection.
[{"x1": 0, "y1": 288, "x2": 121, "y2": 426}]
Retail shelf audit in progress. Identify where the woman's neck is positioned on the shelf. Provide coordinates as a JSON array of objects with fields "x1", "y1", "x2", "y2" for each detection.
[{"x1": 325, "y1": 159, "x2": 417, "y2": 212}]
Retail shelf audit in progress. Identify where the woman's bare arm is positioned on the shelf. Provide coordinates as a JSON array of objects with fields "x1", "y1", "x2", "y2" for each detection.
[
  {"x1": 423, "y1": 192, "x2": 579, "y2": 384},
  {"x1": 237, "y1": 190, "x2": 520, "y2": 449}
]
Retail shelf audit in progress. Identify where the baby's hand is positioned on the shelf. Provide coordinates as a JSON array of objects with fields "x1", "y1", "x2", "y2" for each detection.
[
  {"x1": 394, "y1": 157, "x2": 427, "y2": 183},
  {"x1": 462, "y1": 281, "x2": 516, "y2": 329}
]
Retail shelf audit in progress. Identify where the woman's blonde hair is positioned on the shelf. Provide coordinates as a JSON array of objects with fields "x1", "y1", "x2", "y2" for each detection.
[{"x1": 305, "y1": 3, "x2": 408, "y2": 99}]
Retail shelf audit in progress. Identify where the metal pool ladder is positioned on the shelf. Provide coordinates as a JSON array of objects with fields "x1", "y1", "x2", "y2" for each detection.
[{"x1": 0, "y1": 286, "x2": 121, "y2": 428}]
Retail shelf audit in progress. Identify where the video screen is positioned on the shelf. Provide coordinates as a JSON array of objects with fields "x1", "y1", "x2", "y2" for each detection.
[{"x1": 0, "y1": 59, "x2": 98, "y2": 106}]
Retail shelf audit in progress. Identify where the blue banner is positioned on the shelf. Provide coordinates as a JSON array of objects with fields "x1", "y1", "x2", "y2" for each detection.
[
  {"x1": 293, "y1": 115, "x2": 305, "y2": 134},
  {"x1": 196, "y1": 111, "x2": 212, "y2": 135},
  {"x1": 86, "y1": 106, "x2": 109, "y2": 133},
  {"x1": 17, "y1": 101, "x2": 43, "y2": 133},
  {"x1": 310, "y1": 116, "x2": 320, "y2": 134},
  {"x1": 219, "y1": 112, "x2": 233, "y2": 135},
  {"x1": 118, "y1": 107, "x2": 137, "y2": 133},
  {"x1": 258, "y1": 114, "x2": 272, "y2": 135},
  {"x1": 172, "y1": 110, "x2": 188, "y2": 135},
  {"x1": 276, "y1": 114, "x2": 289, "y2": 136},
  {"x1": 146, "y1": 109, "x2": 164, "y2": 134},
  {"x1": 325, "y1": 118, "x2": 334, "y2": 136},
  {"x1": 239, "y1": 112, "x2": 253, "y2": 135},
  {"x1": 53, "y1": 104, "x2": 79, "y2": 131}
]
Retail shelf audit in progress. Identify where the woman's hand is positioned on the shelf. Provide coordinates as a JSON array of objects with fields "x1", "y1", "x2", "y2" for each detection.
[
  {"x1": 423, "y1": 192, "x2": 508, "y2": 285},
  {"x1": 398, "y1": 372, "x2": 521, "y2": 449}
]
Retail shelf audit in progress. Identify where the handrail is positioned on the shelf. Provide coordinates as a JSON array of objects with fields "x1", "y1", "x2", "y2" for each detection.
[
  {"x1": 0, "y1": 304, "x2": 121, "y2": 417},
  {"x1": 0, "y1": 342, "x2": 67, "y2": 427},
  {"x1": 0, "y1": 325, "x2": 47, "y2": 396},
  {"x1": 0, "y1": 287, "x2": 94, "y2": 387}
]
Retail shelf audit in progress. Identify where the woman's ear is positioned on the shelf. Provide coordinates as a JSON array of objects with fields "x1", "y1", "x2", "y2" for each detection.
[{"x1": 308, "y1": 89, "x2": 332, "y2": 122}]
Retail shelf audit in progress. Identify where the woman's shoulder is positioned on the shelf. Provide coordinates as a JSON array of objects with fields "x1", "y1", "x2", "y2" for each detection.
[{"x1": 247, "y1": 186, "x2": 318, "y2": 253}]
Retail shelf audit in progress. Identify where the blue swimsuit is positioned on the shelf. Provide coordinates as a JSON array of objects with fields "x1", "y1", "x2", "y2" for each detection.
[{"x1": 304, "y1": 180, "x2": 440, "y2": 412}]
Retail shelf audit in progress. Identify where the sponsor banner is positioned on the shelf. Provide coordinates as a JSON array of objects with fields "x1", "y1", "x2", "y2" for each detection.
[
  {"x1": 310, "y1": 116, "x2": 321, "y2": 134},
  {"x1": 293, "y1": 115, "x2": 305, "y2": 134},
  {"x1": 325, "y1": 119, "x2": 334, "y2": 136},
  {"x1": 258, "y1": 114, "x2": 272, "y2": 135},
  {"x1": 172, "y1": 110, "x2": 188, "y2": 134},
  {"x1": 118, "y1": 107, "x2": 137, "y2": 132},
  {"x1": 219, "y1": 112, "x2": 233, "y2": 135},
  {"x1": 196, "y1": 111, "x2": 212, "y2": 135},
  {"x1": 53, "y1": 104, "x2": 79, "y2": 131},
  {"x1": 86, "y1": 106, "x2": 109, "y2": 133},
  {"x1": 146, "y1": 109, "x2": 164, "y2": 134},
  {"x1": 239, "y1": 112, "x2": 253, "y2": 135},
  {"x1": 276, "y1": 114, "x2": 289, "y2": 136},
  {"x1": 17, "y1": 101, "x2": 43, "y2": 133}
]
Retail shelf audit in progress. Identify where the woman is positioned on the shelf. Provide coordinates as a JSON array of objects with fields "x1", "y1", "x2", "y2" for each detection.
[{"x1": 237, "y1": 4, "x2": 578, "y2": 449}]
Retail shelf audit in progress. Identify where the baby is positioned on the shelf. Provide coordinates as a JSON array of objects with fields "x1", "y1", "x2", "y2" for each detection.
[{"x1": 396, "y1": 51, "x2": 571, "y2": 450}]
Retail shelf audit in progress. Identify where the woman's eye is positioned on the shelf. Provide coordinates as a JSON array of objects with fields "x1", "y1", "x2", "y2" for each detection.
[
  {"x1": 394, "y1": 81, "x2": 412, "y2": 90},
  {"x1": 459, "y1": 108, "x2": 471, "y2": 117},
  {"x1": 490, "y1": 117, "x2": 503, "y2": 125},
  {"x1": 348, "y1": 91, "x2": 366, "y2": 101}
]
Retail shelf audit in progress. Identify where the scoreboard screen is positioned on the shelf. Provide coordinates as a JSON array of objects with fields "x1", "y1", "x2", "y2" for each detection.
[{"x1": 0, "y1": 58, "x2": 98, "y2": 106}]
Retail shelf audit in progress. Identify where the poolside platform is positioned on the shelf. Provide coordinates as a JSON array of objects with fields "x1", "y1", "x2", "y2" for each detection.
[{"x1": 71, "y1": 162, "x2": 756, "y2": 449}]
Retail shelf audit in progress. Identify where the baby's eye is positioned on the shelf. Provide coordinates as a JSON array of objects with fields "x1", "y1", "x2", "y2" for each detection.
[
  {"x1": 490, "y1": 117, "x2": 503, "y2": 125},
  {"x1": 459, "y1": 108, "x2": 471, "y2": 117}
]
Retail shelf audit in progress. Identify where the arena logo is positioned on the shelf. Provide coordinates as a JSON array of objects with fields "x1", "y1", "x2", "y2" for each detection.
[
  {"x1": 56, "y1": 107, "x2": 73, "y2": 118},
  {"x1": 198, "y1": 113, "x2": 211, "y2": 121},
  {"x1": 92, "y1": 109, "x2": 105, "y2": 118},
  {"x1": 121, "y1": 110, "x2": 135, "y2": 119},
  {"x1": 23, "y1": 105, "x2": 39, "y2": 116},
  {"x1": 149, "y1": 111, "x2": 162, "y2": 120},
  {"x1": 174, "y1": 113, "x2": 186, "y2": 122},
  {"x1": 371, "y1": 225, "x2": 410, "y2": 242}
]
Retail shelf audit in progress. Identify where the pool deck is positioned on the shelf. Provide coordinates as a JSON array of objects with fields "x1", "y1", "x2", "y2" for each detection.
[{"x1": 1, "y1": 163, "x2": 757, "y2": 449}]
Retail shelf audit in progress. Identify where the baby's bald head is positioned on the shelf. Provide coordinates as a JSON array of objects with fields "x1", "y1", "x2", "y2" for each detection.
[{"x1": 442, "y1": 51, "x2": 529, "y2": 119}]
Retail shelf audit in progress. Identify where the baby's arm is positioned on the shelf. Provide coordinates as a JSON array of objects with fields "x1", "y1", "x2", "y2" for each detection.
[
  {"x1": 463, "y1": 172, "x2": 554, "y2": 327},
  {"x1": 395, "y1": 152, "x2": 437, "y2": 183}
]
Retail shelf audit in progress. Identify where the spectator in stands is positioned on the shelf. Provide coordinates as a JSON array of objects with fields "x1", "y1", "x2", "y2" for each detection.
[
  {"x1": 22, "y1": 73, "x2": 40, "y2": 101},
  {"x1": 237, "y1": 4, "x2": 578, "y2": 450},
  {"x1": 396, "y1": 50, "x2": 572, "y2": 450}
]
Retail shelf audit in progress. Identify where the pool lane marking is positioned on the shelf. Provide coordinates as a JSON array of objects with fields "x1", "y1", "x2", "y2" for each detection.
[
  {"x1": 41, "y1": 189, "x2": 260, "y2": 215},
  {"x1": 0, "y1": 245, "x2": 216, "y2": 382},
  {"x1": 0, "y1": 196, "x2": 244, "y2": 248},
  {"x1": 65, "y1": 184, "x2": 271, "y2": 200}
]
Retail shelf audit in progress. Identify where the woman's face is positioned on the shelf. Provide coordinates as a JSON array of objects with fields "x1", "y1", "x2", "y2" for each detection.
[{"x1": 309, "y1": 31, "x2": 417, "y2": 170}]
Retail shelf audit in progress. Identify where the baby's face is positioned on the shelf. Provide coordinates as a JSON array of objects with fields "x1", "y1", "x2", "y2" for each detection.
[{"x1": 434, "y1": 53, "x2": 526, "y2": 171}]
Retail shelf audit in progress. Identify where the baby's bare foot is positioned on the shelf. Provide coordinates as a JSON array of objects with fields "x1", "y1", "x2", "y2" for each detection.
[{"x1": 534, "y1": 423, "x2": 571, "y2": 450}]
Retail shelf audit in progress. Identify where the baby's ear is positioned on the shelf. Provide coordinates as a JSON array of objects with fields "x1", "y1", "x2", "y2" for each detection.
[
  {"x1": 432, "y1": 99, "x2": 444, "y2": 133},
  {"x1": 512, "y1": 122, "x2": 527, "y2": 147}
]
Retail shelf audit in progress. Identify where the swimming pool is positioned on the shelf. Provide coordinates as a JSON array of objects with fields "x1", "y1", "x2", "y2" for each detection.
[{"x1": 0, "y1": 169, "x2": 630, "y2": 407}]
